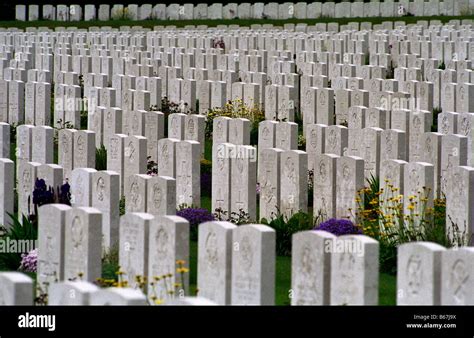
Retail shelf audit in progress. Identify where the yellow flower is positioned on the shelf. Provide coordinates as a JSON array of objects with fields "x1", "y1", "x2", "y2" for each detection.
[{"x1": 155, "y1": 299, "x2": 165, "y2": 305}]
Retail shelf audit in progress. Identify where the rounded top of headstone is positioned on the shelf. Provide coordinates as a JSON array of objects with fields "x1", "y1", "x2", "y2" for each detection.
[
  {"x1": 399, "y1": 241, "x2": 446, "y2": 252},
  {"x1": 0, "y1": 272, "x2": 33, "y2": 283}
]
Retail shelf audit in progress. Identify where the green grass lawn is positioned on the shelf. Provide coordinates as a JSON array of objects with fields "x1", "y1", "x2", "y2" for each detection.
[
  {"x1": 204, "y1": 138, "x2": 212, "y2": 162},
  {"x1": 201, "y1": 195, "x2": 211, "y2": 212},
  {"x1": 1, "y1": 15, "x2": 472, "y2": 29},
  {"x1": 379, "y1": 273, "x2": 397, "y2": 306}
]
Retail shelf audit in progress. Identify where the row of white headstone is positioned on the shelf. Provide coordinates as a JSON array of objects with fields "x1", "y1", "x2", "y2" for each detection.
[
  {"x1": 1, "y1": 28, "x2": 473, "y2": 117},
  {"x1": 3, "y1": 117, "x2": 468, "y2": 256},
  {"x1": 1, "y1": 33, "x2": 472, "y2": 134},
  {"x1": 1, "y1": 203, "x2": 472, "y2": 305},
  {"x1": 14, "y1": 2, "x2": 474, "y2": 22},
  {"x1": 206, "y1": 113, "x2": 473, "y2": 245},
  {"x1": 0, "y1": 23, "x2": 472, "y2": 306}
]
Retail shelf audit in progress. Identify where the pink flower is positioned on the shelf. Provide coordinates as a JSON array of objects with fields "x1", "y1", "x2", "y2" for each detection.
[{"x1": 20, "y1": 248, "x2": 38, "y2": 273}]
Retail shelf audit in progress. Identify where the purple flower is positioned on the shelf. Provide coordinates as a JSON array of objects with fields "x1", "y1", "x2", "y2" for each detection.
[
  {"x1": 177, "y1": 208, "x2": 215, "y2": 228},
  {"x1": 178, "y1": 207, "x2": 215, "y2": 241},
  {"x1": 20, "y1": 249, "x2": 38, "y2": 273},
  {"x1": 314, "y1": 218, "x2": 362, "y2": 237},
  {"x1": 200, "y1": 173, "x2": 212, "y2": 196},
  {"x1": 32, "y1": 178, "x2": 54, "y2": 207},
  {"x1": 60, "y1": 181, "x2": 70, "y2": 195},
  {"x1": 59, "y1": 181, "x2": 71, "y2": 205}
]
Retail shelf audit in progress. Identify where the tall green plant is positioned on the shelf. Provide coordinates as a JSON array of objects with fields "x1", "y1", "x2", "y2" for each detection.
[
  {"x1": 95, "y1": 144, "x2": 107, "y2": 171},
  {"x1": 0, "y1": 213, "x2": 37, "y2": 271},
  {"x1": 431, "y1": 107, "x2": 442, "y2": 132},
  {"x1": 261, "y1": 211, "x2": 314, "y2": 256},
  {"x1": 355, "y1": 177, "x2": 466, "y2": 275}
]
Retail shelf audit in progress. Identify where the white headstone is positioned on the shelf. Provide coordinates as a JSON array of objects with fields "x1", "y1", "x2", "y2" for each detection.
[
  {"x1": 49, "y1": 281, "x2": 99, "y2": 305},
  {"x1": 397, "y1": 242, "x2": 445, "y2": 305},
  {"x1": 231, "y1": 224, "x2": 276, "y2": 305},
  {"x1": 198, "y1": 221, "x2": 236, "y2": 305},
  {"x1": 0, "y1": 159, "x2": 13, "y2": 228},
  {"x1": 147, "y1": 215, "x2": 189, "y2": 303},
  {"x1": 336, "y1": 156, "x2": 365, "y2": 220},
  {"x1": 91, "y1": 171, "x2": 120, "y2": 251},
  {"x1": 330, "y1": 235, "x2": 379, "y2": 305},
  {"x1": 280, "y1": 150, "x2": 308, "y2": 218},
  {"x1": 291, "y1": 230, "x2": 335, "y2": 305},
  {"x1": 441, "y1": 247, "x2": 474, "y2": 305},
  {"x1": 64, "y1": 207, "x2": 102, "y2": 282},
  {"x1": 90, "y1": 288, "x2": 147, "y2": 305},
  {"x1": 119, "y1": 212, "x2": 153, "y2": 289},
  {"x1": 147, "y1": 176, "x2": 176, "y2": 216},
  {"x1": 176, "y1": 141, "x2": 200, "y2": 207},
  {"x1": 0, "y1": 272, "x2": 33, "y2": 305}
]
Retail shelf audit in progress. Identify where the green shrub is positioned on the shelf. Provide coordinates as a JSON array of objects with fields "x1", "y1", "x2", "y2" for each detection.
[
  {"x1": 206, "y1": 99, "x2": 265, "y2": 139},
  {"x1": 431, "y1": 107, "x2": 442, "y2": 132},
  {"x1": 119, "y1": 197, "x2": 126, "y2": 216},
  {"x1": 379, "y1": 241, "x2": 397, "y2": 275},
  {"x1": 262, "y1": 211, "x2": 314, "y2": 256},
  {"x1": 80, "y1": 111, "x2": 88, "y2": 130},
  {"x1": 298, "y1": 134, "x2": 306, "y2": 150},
  {"x1": 9, "y1": 123, "x2": 17, "y2": 144},
  {"x1": 95, "y1": 144, "x2": 107, "y2": 171},
  {"x1": 101, "y1": 246, "x2": 119, "y2": 281},
  {"x1": 200, "y1": 159, "x2": 212, "y2": 175},
  {"x1": 307, "y1": 169, "x2": 314, "y2": 208},
  {"x1": 0, "y1": 214, "x2": 37, "y2": 271},
  {"x1": 250, "y1": 121, "x2": 259, "y2": 146},
  {"x1": 364, "y1": 53, "x2": 370, "y2": 66}
]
